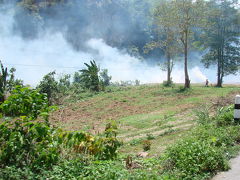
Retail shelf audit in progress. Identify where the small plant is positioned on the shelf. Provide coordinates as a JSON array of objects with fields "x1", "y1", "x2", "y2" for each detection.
[
  {"x1": 162, "y1": 80, "x2": 174, "y2": 87},
  {"x1": 129, "y1": 138, "x2": 143, "y2": 146},
  {"x1": 146, "y1": 133, "x2": 155, "y2": 140},
  {"x1": 195, "y1": 105, "x2": 211, "y2": 125},
  {"x1": 215, "y1": 105, "x2": 234, "y2": 126},
  {"x1": 142, "y1": 140, "x2": 151, "y2": 152}
]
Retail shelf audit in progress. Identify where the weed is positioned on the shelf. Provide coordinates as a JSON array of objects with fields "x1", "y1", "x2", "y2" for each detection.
[
  {"x1": 195, "y1": 105, "x2": 211, "y2": 125},
  {"x1": 215, "y1": 105, "x2": 235, "y2": 126},
  {"x1": 147, "y1": 133, "x2": 155, "y2": 140},
  {"x1": 142, "y1": 140, "x2": 151, "y2": 152}
]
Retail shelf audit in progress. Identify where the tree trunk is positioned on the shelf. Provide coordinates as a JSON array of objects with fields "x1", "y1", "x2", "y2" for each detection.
[
  {"x1": 167, "y1": 52, "x2": 171, "y2": 83},
  {"x1": 216, "y1": 48, "x2": 222, "y2": 87},
  {"x1": 184, "y1": 32, "x2": 190, "y2": 88},
  {"x1": 216, "y1": 60, "x2": 222, "y2": 87}
]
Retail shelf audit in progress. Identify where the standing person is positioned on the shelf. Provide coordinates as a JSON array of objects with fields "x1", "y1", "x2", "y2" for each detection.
[{"x1": 205, "y1": 79, "x2": 209, "y2": 87}]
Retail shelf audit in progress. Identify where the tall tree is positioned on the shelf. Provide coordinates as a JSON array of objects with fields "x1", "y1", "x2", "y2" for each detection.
[
  {"x1": 171, "y1": 0, "x2": 205, "y2": 88},
  {"x1": 201, "y1": 0, "x2": 240, "y2": 87},
  {"x1": 145, "y1": 0, "x2": 180, "y2": 85}
]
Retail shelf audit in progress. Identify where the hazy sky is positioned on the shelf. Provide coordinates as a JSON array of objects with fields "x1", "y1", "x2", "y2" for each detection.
[{"x1": 0, "y1": 2, "x2": 239, "y2": 86}]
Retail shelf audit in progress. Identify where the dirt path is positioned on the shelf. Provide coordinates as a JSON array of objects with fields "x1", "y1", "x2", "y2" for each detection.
[{"x1": 212, "y1": 154, "x2": 240, "y2": 180}]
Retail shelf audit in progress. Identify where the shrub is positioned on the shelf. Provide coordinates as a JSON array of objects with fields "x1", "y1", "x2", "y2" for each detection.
[
  {"x1": 147, "y1": 133, "x2": 155, "y2": 140},
  {"x1": 0, "y1": 117, "x2": 61, "y2": 169},
  {"x1": 195, "y1": 106, "x2": 211, "y2": 125},
  {"x1": 162, "y1": 80, "x2": 174, "y2": 87},
  {"x1": 100, "y1": 69, "x2": 112, "y2": 86},
  {"x1": 58, "y1": 74, "x2": 71, "y2": 95},
  {"x1": 215, "y1": 106, "x2": 234, "y2": 126},
  {"x1": 135, "y1": 79, "x2": 140, "y2": 86},
  {"x1": 61, "y1": 121, "x2": 121, "y2": 160},
  {"x1": 37, "y1": 71, "x2": 59, "y2": 104},
  {"x1": 142, "y1": 140, "x2": 151, "y2": 152},
  {"x1": 0, "y1": 86, "x2": 49, "y2": 119},
  {"x1": 162, "y1": 137, "x2": 229, "y2": 179},
  {"x1": 193, "y1": 124, "x2": 240, "y2": 150},
  {"x1": 0, "y1": 118, "x2": 122, "y2": 176}
]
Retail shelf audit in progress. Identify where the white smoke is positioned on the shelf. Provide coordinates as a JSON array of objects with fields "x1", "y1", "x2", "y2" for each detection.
[
  {"x1": 0, "y1": 6, "x2": 238, "y2": 86},
  {"x1": 190, "y1": 67, "x2": 207, "y2": 82}
]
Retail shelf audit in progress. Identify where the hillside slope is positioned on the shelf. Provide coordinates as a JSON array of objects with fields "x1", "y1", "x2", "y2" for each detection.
[{"x1": 50, "y1": 84, "x2": 240, "y2": 155}]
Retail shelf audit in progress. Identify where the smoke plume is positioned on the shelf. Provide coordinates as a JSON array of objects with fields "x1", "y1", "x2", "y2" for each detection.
[{"x1": 0, "y1": 1, "x2": 238, "y2": 86}]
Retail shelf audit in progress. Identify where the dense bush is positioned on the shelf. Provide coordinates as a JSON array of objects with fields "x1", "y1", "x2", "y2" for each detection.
[
  {"x1": 160, "y1": 105, "x2": 240, "y2": 179},
  {"x1": 61, "y1": 122, "x2": 121, "y2": 160},
  {"x1": 0, "y1": 117, "x2": 61, "y2": 169},
  {"x1": 162, "y1": 137, "x2": 229, "y2": 179},
  {"x1": 0, "y1": 86, "x2": 49, "y2": 119},
  {"x1": 0, "y1": 118, "x2": 122, "y2": 178},
  {"x1": 37, "y1": 71, "x2": 59, "y2": 104},
  {"x1": 215, "y1": 106, "x2": 235, "y2": 126}
]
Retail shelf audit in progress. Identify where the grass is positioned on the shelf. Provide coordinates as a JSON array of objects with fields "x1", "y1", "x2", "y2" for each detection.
[
  {"x1": 2, "y1": 83, "x2": 240, "y2": 180},
  {"x1": 50, "y1": 83, "x2": 240, "y2": 155}
]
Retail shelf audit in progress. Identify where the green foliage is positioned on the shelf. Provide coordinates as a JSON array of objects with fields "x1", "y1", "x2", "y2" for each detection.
[
  {"x1": 162, "y1": 137, "x2": 229, "y2": 179},
  {"x1": 59, "y1": 121, "x2": 121, "y2": 160},
  {"x1": 80, "y1": 60, "x2": 102, "y2": 92},
  {"x1": 58, "y1": 74, "x2": 71, "y2": 95},
  {"x1": 100, "y1": 69, "x2": 112, "y2": 86},
  {"x1": 97, "y1": 121, "x2": 122, "y2": 160},
  {"x1": 0, "y1": 118, "x2": 122, "y2": 178},
  {"x1": 146, "y1": 133, "x2": 155, "y2": 140},
  {"x1": 175, "y1": 86, "x2": 192, "y2": 94},
  {"x1": 142, "y1": 140, "x2": 151, "y2": 152},
  {"x1": 160, "y1": 104, "x2": 240, "y2": 179},
  {"x1": 162, "y1": 80, "x2": 174, "y2": 87},
  {"x1": 37, "y1": 71, "x2": 58, "y2": 104},
  {"x1": 0, "y1": 86, "x2": 49, "y2": 119},
  {"x1": 201, "y1": 0, "x2": 240, "y2": 87},
  {"x1": 195, "y1": 105, "x2": 235, "y2": 127},
  {"x1": 192, "y1": 125, "x2": 238, "y2": 149},
  {"x1": 0, "y1": 61, "x2": 8, "y2": 103},
  {"x1": 195, "y1": 106, "x2": 211, "y2": 125},
  {"x1": 135, "y1": 79, "x2": 140, "y2": 86},
  {"x1": 215, "y1": 106, "x2": 235, "y2": 126},
  {"x1": 0, "y1": 62, "x2": 22, "y2": 103},
  {"x1": 0, "y1": 117, "x2": 61, "y2": 169}
]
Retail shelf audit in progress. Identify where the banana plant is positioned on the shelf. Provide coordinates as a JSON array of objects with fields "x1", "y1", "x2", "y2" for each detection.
[{"x1": 0, "y1": 61, "x2": 8, "y2": 103}]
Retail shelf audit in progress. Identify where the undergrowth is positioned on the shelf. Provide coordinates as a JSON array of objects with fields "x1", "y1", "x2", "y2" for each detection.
[{"x1": 0, "y1": 86, "x2": 239, "y2": 180}]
